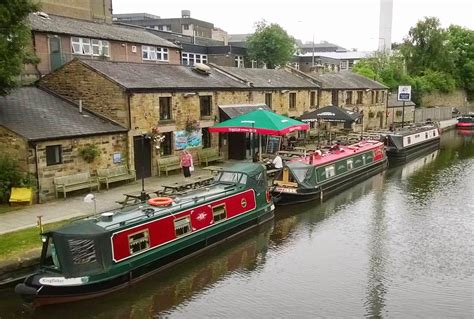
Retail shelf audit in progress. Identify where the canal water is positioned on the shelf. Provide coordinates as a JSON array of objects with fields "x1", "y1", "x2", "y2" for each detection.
[{"x1": 1, "y1": 129, "x2": 473, "y2": 318}]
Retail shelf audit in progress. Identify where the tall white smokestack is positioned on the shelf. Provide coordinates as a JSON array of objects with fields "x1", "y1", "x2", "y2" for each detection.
[{"x1": 378, "y1": 0, "x2": 393, "y2": 53}]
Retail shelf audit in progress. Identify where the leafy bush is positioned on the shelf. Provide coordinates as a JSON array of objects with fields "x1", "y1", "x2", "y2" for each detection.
[
  {"x1": 0, "y1": 155, "x2": 35, "y2": 203},
  {"x1": 79, "y1": 144, "x2": 101, "y2": 163}
]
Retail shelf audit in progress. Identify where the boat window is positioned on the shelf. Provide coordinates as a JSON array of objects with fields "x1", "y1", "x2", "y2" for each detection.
[
  {"x1": 254, "y1": 171, "x2": 266, "y2": 191},
  {"x1": 216, "y1": 172, "x2": 245, "y2": 184},
  {"x1": 292, "y1": 167, "x2": 311, "y2": 183},
  {"x1": 347, "y1": 159, "x2": 353, "y2": 170},
  {"x1": 213, "y1": 204, "x2": 227, "y2": 223},
  {"x1": 128, "y1": 230, "x2": 150, "y2": 255},
  {"x1": 174, "y1": 217, "x2": 191, "y2": 237},
  {"x1": 68, "y1": 239, "x2": 97, "y2": 265},
  {"x1": 425, "y1": 132, "x2": 428, "y2": 139},
  {"x1": 407, "y1": 137, "x2": 411, "y2": 144},
  {"x1": 325, "y1": 165, "x2": 336, "y2": 178}
]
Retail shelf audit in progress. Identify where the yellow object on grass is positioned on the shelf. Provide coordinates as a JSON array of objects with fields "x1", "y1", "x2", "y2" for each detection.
[{"x1": 9, "y1": 187, "x2": 33, "y2": 205}]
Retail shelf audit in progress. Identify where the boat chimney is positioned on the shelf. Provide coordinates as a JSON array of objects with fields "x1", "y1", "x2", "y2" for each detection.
[
  {"x1": 100, "y1": 212, "x2": 114, "y2": 222},
  {"x1": 79, "y1": 99, "x2": 83, "y2": 114}
]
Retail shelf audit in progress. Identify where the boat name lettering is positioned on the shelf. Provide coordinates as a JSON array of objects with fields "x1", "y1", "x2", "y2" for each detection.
[
  {"x1": 275, "y1": 187, "x2": 297, "y2": 193},
  {"x1": 39, "y1": 276, "x2": 89, "y2": 286}
]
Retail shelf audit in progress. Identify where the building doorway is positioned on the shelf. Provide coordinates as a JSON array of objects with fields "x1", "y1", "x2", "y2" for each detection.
[{"x1": 133, "y1": 135, "x2": 152, "y2": 179}]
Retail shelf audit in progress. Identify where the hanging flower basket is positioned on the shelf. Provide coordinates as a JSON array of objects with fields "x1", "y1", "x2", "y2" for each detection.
[{"x1": 185, "y1": 119, "x2": 200, "y2": 134}]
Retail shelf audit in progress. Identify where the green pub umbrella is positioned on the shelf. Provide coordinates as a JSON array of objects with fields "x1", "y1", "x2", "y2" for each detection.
[
  {"x1": 209, "y1": 108, "x2": 309, "y2": 135},
  {"x1": 209, "y1": 108, "x2": 309, "y2": 161}
]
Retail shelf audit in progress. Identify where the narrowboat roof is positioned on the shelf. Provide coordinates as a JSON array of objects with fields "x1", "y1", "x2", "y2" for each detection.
[
  {"x1": 48, "y1": 163, "x2": 266, "y2": 232},
  {"x1": 289, "y1": 140, "x2": 384, "y2": 166},
  {"x1": 381, "y1": 125, "x2": 437, "y2": 137},
  {"x1": 49, "y1": 220, "x2": 107, "y2": 236}
]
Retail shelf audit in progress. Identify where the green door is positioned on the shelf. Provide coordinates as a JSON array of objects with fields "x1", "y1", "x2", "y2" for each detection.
[{"x1": 49, "y1": 37, "x2": 62, "y2": 71}]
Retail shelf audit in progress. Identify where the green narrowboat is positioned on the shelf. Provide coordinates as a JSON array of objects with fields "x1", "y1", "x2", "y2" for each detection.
[
  {"x1": 271, "y1": 140, "x2": 388, "y2": 205},
  {"x1": 15, "y1": 163, "x2": 274, "y2": 306}
]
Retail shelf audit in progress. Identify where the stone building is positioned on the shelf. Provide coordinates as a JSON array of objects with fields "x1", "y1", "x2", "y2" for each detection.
[
  {"x1": 25, "y1": 12, "x2": 181, "y2": 79},
  {"x1": 310, "y1": 71, "x2": 389, "y2": 131},
  {"x1": 39, "y1": 59, "x2": 320, "y2": 172},
  {"x1": 387, "y1": 95, "x2": 415, "y2": 126},
  {"x1": 38, "y1": 0, "x2": 113, "y2": 23},
  {"x1": 208, "y1": 65, "x2": 320, "y2": 159},
  {"x1": 0, "y1": 87, "x2": 127, "y2": 202}
]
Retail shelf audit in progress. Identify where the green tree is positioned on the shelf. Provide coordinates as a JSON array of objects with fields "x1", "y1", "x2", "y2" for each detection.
[
  {"x1": 446, "y1": 25, "x2": 474, "y2": 93},
  {"x1": 246, "y1": 21, "x2": 296, "y2": 69},
  {"x1": 0, "y1": 0, "x2": 38, "y2": 96},
  {"x1": 400, "y1": 17, "x2": 455, "y2": 76},
  {"x1": 353, "y1": 51, "x2": 409, "y2": 90}
]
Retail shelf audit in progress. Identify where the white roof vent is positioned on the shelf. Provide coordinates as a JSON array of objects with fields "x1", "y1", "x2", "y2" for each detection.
[{"x1": 192, "y1": 63, "x2": 211, "y2": 75}]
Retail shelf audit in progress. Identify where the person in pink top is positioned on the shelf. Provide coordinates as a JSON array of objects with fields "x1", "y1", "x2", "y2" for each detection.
[{"x1": 180, "y1": 149, "x2": 193, "y2": 178}]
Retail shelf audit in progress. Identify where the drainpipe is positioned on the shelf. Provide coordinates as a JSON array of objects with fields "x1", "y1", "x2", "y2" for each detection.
[{"x1": 33, "y1": 143, "x2": 41, "y2": 204}]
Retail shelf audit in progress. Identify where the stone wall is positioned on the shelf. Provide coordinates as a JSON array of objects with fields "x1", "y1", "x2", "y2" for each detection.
[
  {"x1": 319, "y1": 89, "x2": 388, "y2": 130},
  {"x1": 0, "y1": 127, "x2": 29, "y2": 171},
  {"x1": 386, "y1": 106, "x2": 415, "y2": 125},
  {"x1": 32, "y1": 133, "x2": 128, "y2": 202},
  {"x1": 421, "y1": 89, "x2": 470, "y2": 109},
  {"x1": 39, "y1": 0, "x2": 113, "y2": 23},
  {"x1": 40, "y1": 59, "x2": 130, "y2": 127}
]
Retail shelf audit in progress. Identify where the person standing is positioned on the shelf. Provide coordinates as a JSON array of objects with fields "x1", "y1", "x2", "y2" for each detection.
[{"x1": 180, "y1": 149, "x2": 193, "y2": 178}]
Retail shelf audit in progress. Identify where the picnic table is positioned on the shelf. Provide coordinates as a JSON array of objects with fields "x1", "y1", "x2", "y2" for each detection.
[
  {"x1": 161, "y1": 176, "x2": 214, "y2": 194},
  {"x1": 202, "y1": 165, "x2": 224, "y2": 174},
  {"x1": 117, "y1": 189, "x2": 160, "y2": 207}
]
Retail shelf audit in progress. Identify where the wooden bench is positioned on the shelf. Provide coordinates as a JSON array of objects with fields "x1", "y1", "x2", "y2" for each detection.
[
  {"x1": 198, "y1": 148, "x2": 224, "y2": 166},
  {"x1": 157, "y1": 155, "x2": 181, "y2": 176},
  {"x1": 54, "y1": 172, "x2": 99, "y2": 199},
  {"x1": 97, "y1": 165, "x2": 136, "y2": 190}
]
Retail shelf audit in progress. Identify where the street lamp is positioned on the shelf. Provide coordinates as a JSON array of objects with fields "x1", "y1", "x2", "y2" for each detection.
[{"x1": 140, "y1": 133, "x2": 151, "y2": 202}]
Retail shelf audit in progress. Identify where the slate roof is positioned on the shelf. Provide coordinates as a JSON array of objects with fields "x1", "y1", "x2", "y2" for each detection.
[
  {"x1": 310, "y1": 71, "x2": 387, "y2": 89},
  {"x1": 388, "y1": 95, "x2": 416, "y2": 107},
  {"x1": 0, "y1": 87, "x2": 127, "y2": 141},
  {"x1": 28, "y1": 13, "x2": 179, "y2": 48},
  {"x1": 219, "y1": 103, "x2": 270, "y2": 119},
  {"x1": 211, "y1": 66, "x2": 320, "y2": 89},
  {"x1": 78, "y1": 60, "x2": 248, "y2": 90}
]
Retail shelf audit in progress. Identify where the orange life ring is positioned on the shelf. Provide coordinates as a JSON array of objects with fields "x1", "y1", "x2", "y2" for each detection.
[{"x1": 148, "y1": 197, "x2": 173, "y2": 207}]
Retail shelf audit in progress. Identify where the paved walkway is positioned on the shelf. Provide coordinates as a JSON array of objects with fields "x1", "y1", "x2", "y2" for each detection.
[{"x1": 0, "y1": 167, "x2": 219, "y2": 235}]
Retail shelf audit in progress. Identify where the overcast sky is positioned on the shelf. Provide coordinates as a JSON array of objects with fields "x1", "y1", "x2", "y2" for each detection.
[{"x1": 113, "y1": 0, "x2": 474, "y2": 51}]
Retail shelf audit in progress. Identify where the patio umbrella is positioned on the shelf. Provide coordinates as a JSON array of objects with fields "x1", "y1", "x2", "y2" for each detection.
[
  {"x1": 209, "y1": 108, "x2": 309, "y2": 135},
  {"x1": 300, "y1": 105, "x2": 361, "y2": 123},
  {"x1": 209, "y1": 108, "x2": 309, "y2": 161}
]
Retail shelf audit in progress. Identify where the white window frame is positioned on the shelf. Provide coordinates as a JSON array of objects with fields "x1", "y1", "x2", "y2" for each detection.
[
  {"x1": 91, "y1": 39, "x2": 109, "y2": 57},
  {"x1": 71, "y1": 37, "x2": 91, "y2": 55},
  {"x1": 182, "y1": 52, "x2": 208, "y2": 66},
  {"x1": 234, "y1": 55, "x2": 244, "y2": 68},
  {"x1": 143, "y1": 46, "x2": 169, "y2": 62},
  {"x1": 340, "y1": 60, "x2": 348, "y2": 70}
]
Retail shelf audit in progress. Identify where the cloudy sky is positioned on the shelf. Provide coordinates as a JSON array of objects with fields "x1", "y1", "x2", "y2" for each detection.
[{"x1": 112, "y1": 0, "x2": 474, "y2": 51}]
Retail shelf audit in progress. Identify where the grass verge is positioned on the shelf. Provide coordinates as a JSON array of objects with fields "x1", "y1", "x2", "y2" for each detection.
[{"x1": 0, "y1": 220, "x2": 71, "y2": 261}]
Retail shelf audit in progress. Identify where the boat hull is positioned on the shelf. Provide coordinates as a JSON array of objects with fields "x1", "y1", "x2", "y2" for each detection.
[
  {"x1": 386, "y1": 137, "x2": 440, "y2": 163},
  {"x1": 16, "y1": 208, "x2": 274, "y2": 306},
  {"x1": 456, "y1": 123, "x2": 474, "y2": 129},
  {"x1": 272, "y1": 159, "x2": 387, "y2": 206}
]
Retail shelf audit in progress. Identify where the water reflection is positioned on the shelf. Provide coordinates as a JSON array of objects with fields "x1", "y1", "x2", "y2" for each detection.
[{"x1": 0, "y1": 130, "x2": 472, "y2": 318}]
